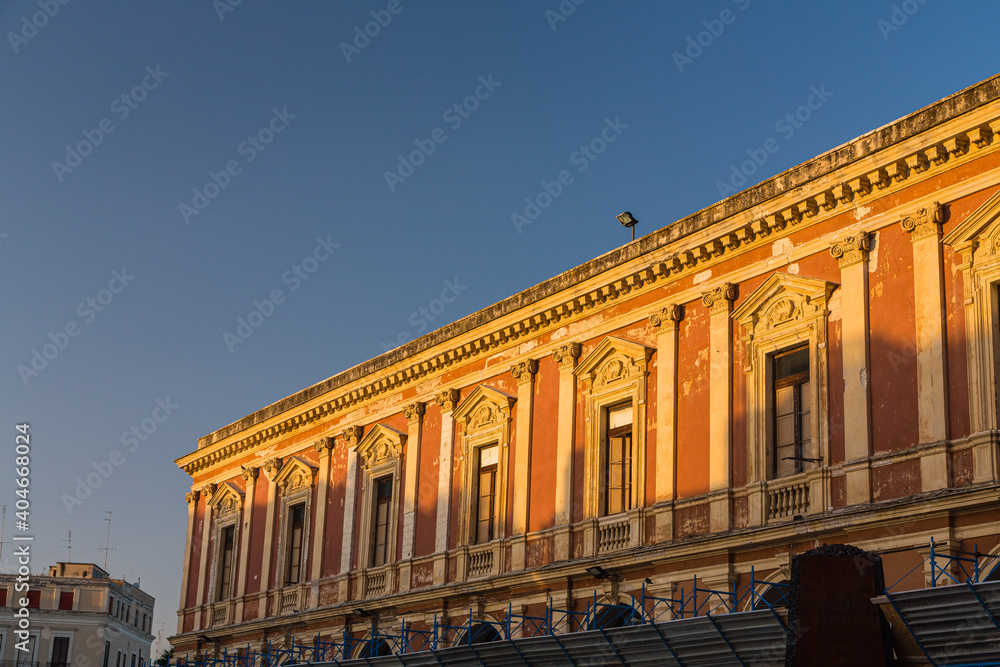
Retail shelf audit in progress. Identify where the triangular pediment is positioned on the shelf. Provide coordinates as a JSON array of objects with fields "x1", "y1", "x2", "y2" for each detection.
[
  {"x1": 574, "y1": 336, "x2": 651, "y2": 386},
  {"x1": 732, "y1": 273, "x2": 837, "y2": 332},
  {"x1": 207, "y1": 481, "x2": 244, "y2": 516},
  {"x1": 272, "y1": 456, "x2": 318, "y2": 494},
  {"x1": 355, "y1": 423, "x2": 407, "y2": 467},
  {"x1": 453, "y1": 385, "x2": 516, "y2": 432},
  {"x1": 943, "y1": 189, "x2": 1000, "y2": 254}
]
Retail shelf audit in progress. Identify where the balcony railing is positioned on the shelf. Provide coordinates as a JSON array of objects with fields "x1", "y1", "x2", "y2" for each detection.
[
  {"x1": 598, "y1": 515, "x2": 631, "y2": 554},
  {"x1": 767, "y1": 479, "x2": 810, "y2": 520},
  {"x1": 365, "y1": 568, "x2": 387, "y2": 597},
  {"x1": 468, "y1": 546, "x2": 494, "y2": 578},
  {"x1": 210, "y1": 601, "x2": 230, "y2": 627},
  {"x1": 278, "y1": 588, "x2": 299, "y2": 614}
]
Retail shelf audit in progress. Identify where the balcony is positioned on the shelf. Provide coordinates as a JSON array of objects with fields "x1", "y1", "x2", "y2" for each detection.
[
  {"x1": 597, "y1": 514, "x2": 632, "y2": 554},
  {"x1": 210, "y1": 600, "x2": 230, "y2": 627}
]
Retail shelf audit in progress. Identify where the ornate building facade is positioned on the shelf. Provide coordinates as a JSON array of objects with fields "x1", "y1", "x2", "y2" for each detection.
[{"x1": 172, "y1": 75, "x2": 1000, "y2": 660}]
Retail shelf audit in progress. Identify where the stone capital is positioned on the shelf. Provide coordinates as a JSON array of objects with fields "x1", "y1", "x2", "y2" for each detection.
[
  {"x1": 403, "y1": 402, "x2": 426, "y2": 424},
  {"x1": 313, "y1": 436, "x2": 335, "y2": 455},
  {"x1": 649, "y1": 304, "x2": 684, "y2": 333},
  {"x1": 436, "y1": 388, "x2": 460, "y2": 412},
  {"x1": 261, "y1": 458, "x2": 282, "y2": 480},
  {"x1": 510, "y1": 359, "x2": 539, "y2": 385},
  {"x1": 185, "y1": 490, "x2": 199, "y2": 507},
  {"x1": 341, "y1": 426, "x2": 363, "y2": 447},
  {"x1": 901, "y1": 201, "x2": 945, "y2": 241},
  {"x1": 200, "y1": 483, "x2": 217, "y2": 503},
  {"x1": 830, "y1": 232, "x2": 871, "y2": 268},
  {"x1": 240, "y1": 465, "x2": 259, "y2": 483},
  {"x1": 552, "y1": 343, "x2": 582, "y2": 369},
  {"x1": 702, "y1": 283, "x2": 737, "y2": 315}
]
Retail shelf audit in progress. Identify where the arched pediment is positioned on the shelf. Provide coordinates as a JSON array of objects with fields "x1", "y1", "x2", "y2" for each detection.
[
  {"x1": 355, "y1": 423, "x2": 407, "y2": 468},
  {"x1": 573, "y1": 337, "x2": 651, "y2": 388},
  {"x1": 207, "y1": 481, "x2": 244, "y2": 516},
  {"x1": 272, "y1": 456, "x2": 318, "y2": 495},
  {"x1": 453, "y1": 385, "x2": 515, "y2": 432},
  {"x1": 732, "y1": 273, "x2": 837, "y2": 334},
  {"x1": 943, "y1": 190, "x2": 1000, "y2": 261}
]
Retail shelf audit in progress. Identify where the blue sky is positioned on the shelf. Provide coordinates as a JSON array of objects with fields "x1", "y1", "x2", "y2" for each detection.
[{"x1": 1, "y1": 0, "x2": 996, "y2": 653}]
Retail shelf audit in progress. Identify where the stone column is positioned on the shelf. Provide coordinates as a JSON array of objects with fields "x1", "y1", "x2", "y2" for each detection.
[
  {"x1": 195, "y1": 484, "x2": 216, "y2": 629},
  {"x1": 338, "y1": 426, "x2": 362, "y2": 576},
  {"x1": 258, "y1": 459, "x2": 281, "y2": 615},
  {"x1": 901, "y1": 202, "x2": 950, "y2": 489},
  {"x1": 434, "y1": 389, "x2": 459, "y2": 585},
  {"x1": 177, "y1": 490, "x2": 199, "y2": 633},
  {"x1": 235, "y1": 467, "x2": 258, "y2": 621},
  {"x1": 509, "y1": 359, "x2": 538, "y2": 571},
  {"x1": 703, "y1": 283, "x2": 737, "y2": 532},
  {"x1": 552, "y1": 344, "x2": 581, "y2": 561},
  {"x1": 650, "y1": 304, "x2": 683, "y2": 540},
  {"x1": 400, "y1": 402, "x2": 426, "y2": 591},
  {"x1": 831, "y1": 234, "x2": 874, "y2": 503},
  {"x1": 310, "y1": 438, "x2": 334, "y2": 584}
]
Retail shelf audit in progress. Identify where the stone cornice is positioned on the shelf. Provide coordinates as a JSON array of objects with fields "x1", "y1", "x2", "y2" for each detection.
[{"x1": 178, "y1": 76, "x2": 1000, "y2": 476}]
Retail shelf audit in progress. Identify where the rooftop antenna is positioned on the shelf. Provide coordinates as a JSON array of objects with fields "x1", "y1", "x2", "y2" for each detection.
[
  {"x1": 0, "y1": 506, "x2": 6, "y2": 565},
  {"x1": 99, "y1": 511, "x2": 115, "y2": 570},
  {"x1": 617, "y1": 211, "x2": 639, "y2": 241},
  {"x1": 63, "y1": 530, "x2": 71, "y2": 562}
]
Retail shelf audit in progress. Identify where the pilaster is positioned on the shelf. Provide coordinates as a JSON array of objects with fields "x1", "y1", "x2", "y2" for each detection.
[
  {"x1": 258, "y1": 460, "x2": 280, "y2": 610},
  {"x1": 434, "y1": 389, "x2": 459, "y2": 584},
  {"x1": 509, "y1": 359, "x2": 538, "y2": 571},
  {"x1": 901, "y1": 202, "x2": 950, "y2": 489},
  {"x1": 195, "y1": 483, "x2": 216, "y2": 629},
  {"x1": 830, "y1": 233, "x2": 873, "y2": 504},
  {"x1": 399, "y1": 402, "x2": 425, "y2": 591},
  {"x1": 235, "y1": 467, "x2": 258, "y2": 621},
  {"x1": 178, "y1": 490, "x2": 199, "y2": 633},
  {"x1": 310, "y1": 438, "x2": 334, "y2": 586},
  {"x1": 649, "y1": 305, "x2": 683, "y2": 541},
  {"x1": 552, "y1": 344, "x2": 580, "y2": 560},
  {"x1": 703, "y1": 283, "x2": 736, "y2": 531}
]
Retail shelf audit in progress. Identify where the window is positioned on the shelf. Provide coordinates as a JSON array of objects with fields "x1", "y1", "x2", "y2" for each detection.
[
  {"x1": 108, "y1": 595, "x2": 114, "y2": 614},
  {"x1": 217, "y1": 524, "x2": 236, "y2": 600},
  {"x1": 131, "y1": 653, "x2": 137, "y2": 667},
  {"x1": 58, "y1": 591, "x2": 74, "y2": 610},
  {"x1": 51, "y1": 637, "x2": 70, "y2": 667},
  {"x1": 103, "y1": 641, "x2": 111, "y2": 667},
  {"x1": 371, "y1": 477, "x2": 393, "y2": 567},
  {"x1": 117, "y1": 650, "x2": 123, "y2": 667},
  {"x1": 285, "y1": 504, "x2": 305, "y2": 585},
  {"x1": 26, "y1": 591, "x2": 40, "y2": 608},
  {"x1": 604, "y1": 404, "x2": 633, "y2": 515},
  {"x1": 0, "y1": 588, "x2": 7, "y2": 606},
  {"x1": 772, "y1": 346, "x2": 812, "y2": 478},
  {"x1": 475, "y1": 445, "x2": 498, "y2": 543},
  {"x1": 16, "y1": 634, "x2": 35, "y2": 666}
]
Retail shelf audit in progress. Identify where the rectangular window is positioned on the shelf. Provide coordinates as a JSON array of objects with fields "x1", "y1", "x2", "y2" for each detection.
[
  {"x1": 285, "y1": 504, "x2": 305, "y2": 585},
  {"x1": 16, "y1": 635, "x2": 35, "y2": 666},
  {"x1": 0, "y1": 588, "x2": 7, "y2": 606},
  {"x1": 103, "y1": 641, "x2": 111, "y2": 667},
  {"x1": 59, "y1": 591, "x2": 74, "y2": 610},
  {"x1": 475, "y1": 445, "x2": 498, "y2": 544},
  {"x1": 218, "y1": 525, "x2": 236, "y2": 600},
  {"x1": 51, "y1": 637, "x2": 70, "y2": 667},
  {"x1": 117, "y1": 650, "x2": 123, "y2": 667},
  {"x1": 26, "y1": 591, "x2": 40, "y2": 608},
  {"x1": 604, "y1": 404, "x2": 633, "y2": 515},
  {"x1": 773, "y1": 346, "x2": 811, "y2": 478},
  {"x1": 371, "y1": 476, "x2": 393, "y2": 567},
  {"x1": 131, "y1": 653, "x2": 137, "y2": 667},
  {"x1": 108, "y1": 595, "x2": 115, "y2": 614}
]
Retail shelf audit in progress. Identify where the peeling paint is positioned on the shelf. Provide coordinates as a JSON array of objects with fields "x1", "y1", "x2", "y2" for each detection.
[
  {"x1": 860, "y1": 366, "x2": 868, "y2": 389},
  {"x1": 828, "y1": 291, "x2": 842, "y2": 322},
  {"x1": 854, "y1": 204, "x2": 871, "y2": 220},
  {"x1": 868, "y1": 232, "x2": 880, "y2": 273},
  {"x1": 873, "y1": 281, "x2": 884, "y2": 298},
  {"x1": 787, "y1": 263, "x2": 799, "y2": 275},
  {"x1": 772, "y1": 238, "x2": 794, "y2": 257},
  {"x1": 693, "y1": 269, "x2": 712, "y2": 285}
]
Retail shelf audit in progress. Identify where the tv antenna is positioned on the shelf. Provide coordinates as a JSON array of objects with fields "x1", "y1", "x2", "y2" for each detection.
[
  {"x1": 99, "y1": 511, "x2": 115, "y2": 569},
  {"x1": 63, "y1": 530, "x2": 72, "y2": 562},
  {"x1": 0, "y1": 506, "x2": 6, "y2": 565}
]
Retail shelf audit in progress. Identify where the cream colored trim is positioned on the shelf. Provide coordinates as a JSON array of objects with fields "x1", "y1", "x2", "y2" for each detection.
[{"x1": 355, "y1": 425, "x2": 406, "y2": 571}]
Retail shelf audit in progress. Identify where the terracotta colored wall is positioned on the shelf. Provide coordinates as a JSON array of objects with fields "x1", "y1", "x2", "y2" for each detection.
[
  {"x1": 869, "y1": 223, "x2": 920, "y2": 453},
  {"x1": 529, "y1": 355, "x2": 559, "y2": 532},
  {"x1": 414, "y1": 401, "x2": 442, "y2": 558},
  {"x1": 246, "y1": 472, "x2": 267, "y2": 593},
  {"x1": 676, "y1": 297, "x2": 710, "y2": 498}
]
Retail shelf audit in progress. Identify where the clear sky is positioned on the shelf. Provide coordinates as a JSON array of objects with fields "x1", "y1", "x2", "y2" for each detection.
[{"x1": 1, "y1": 0, "x2": 997, "y2": 654}]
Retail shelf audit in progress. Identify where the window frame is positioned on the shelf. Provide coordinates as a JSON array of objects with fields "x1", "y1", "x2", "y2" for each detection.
[
  {"x1": 603, "y1": 403, "x2": 634, "y2": 516},
  {"x1": 272, "y1": 456, "x2": 317, "y2": 591},
  {"x1": 473, "y1": 444, "x2": 499, "y2": 544},
  {"x1": 206, "y1": 482, "x2": 244, "y2": 603},
  {"x1": 354, "y1": 424, "x2": 406, "y2": 573},
  {"x1": 770, "y1": 345, "x2": 813, "y2": 479}
]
